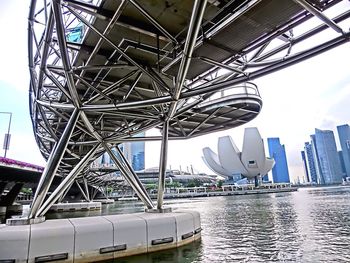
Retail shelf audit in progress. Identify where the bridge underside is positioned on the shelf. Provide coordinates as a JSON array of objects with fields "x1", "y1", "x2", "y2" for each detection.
[{"x1": 27, "y1": 0, "x2": 350, "y2": 218}]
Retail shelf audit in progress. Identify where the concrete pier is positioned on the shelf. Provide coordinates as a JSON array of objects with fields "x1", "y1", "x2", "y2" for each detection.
[
  {"x1": 0, "y1": 210, "x2": 201, "y2": 262},
  {"x1": 48, "y1": 202, "x2": 101, "y2": 212}
]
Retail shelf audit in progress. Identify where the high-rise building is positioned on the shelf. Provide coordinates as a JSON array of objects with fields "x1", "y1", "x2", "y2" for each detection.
[
  {"x1": 93, "y1": 133, "x2": 145, "y2": 171},
  {"x1": 313, "y1": 129, "x2": 343, "y2": 184},
  {"x1": 338, "y1": 151, "x2": 347, "y2": 177},
  {"x1": 122, "y1": 132, "x2": 145, "y2": 171},
  {"x1": 337, "y1": 124, "x2": 350, "y2": 177},
  {"x1": 301, "y1": 150, "x2": 310, "y2": 182},
  {"x1": 310, "y1": 134, "x2": 324, "y2": 184},
  {"x1": 303, "y1": 142, "x2": 318, "y2": 183},
  {"x1": 267, "y1": 138, "x2": 290, "y2": 183}
]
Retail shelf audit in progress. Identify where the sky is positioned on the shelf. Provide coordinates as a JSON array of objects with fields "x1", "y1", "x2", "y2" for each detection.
[{"x1": 0, "y1": 1, "x2": 349, "y2": 183}]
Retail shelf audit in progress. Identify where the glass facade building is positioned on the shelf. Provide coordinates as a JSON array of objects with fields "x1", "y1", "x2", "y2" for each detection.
[
  {"x1": 267, "y1": 138, "x2": 290, "y2": 183},
  {"x1": 93, "y1": 133, "x2": 145, "y2": 171},
  {"x1": 301, "y1": 150, "x2": 310, "y2": 182},
  {"x1": 303, "y1": 142, "x2": 318, "y2": 183},
  {"x1": 313, "y1": 129, "x2": 343, "y2": 184},
  {"x1": 337, "y1": 124, "x2": 350, "y2": 177}
]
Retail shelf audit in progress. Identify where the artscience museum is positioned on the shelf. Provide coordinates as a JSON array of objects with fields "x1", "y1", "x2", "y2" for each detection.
[{"x1": 202, "y1": 127, "x2": 274, "y2": 183}]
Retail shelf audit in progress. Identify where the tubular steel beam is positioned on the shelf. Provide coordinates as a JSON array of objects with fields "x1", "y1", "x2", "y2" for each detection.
[
  {"x1": 75, "y1": 0, "x2": 127, "y2": 87},
  {"x1": 113, "y1": 146, "x2": 153, "y2": 206},
  {"x1": 104, "y1": 143, "x2": 154, "y2": 209},
  {"x1": 66, "y1": 6, "x2": 171, "y2": 91},
  {"x1": 36, "y1": 143, "x2": 100, "y2": 217},
  {"x1": 293, "y1": 0, "x2": 344, "y2": 34},
  {"x1": 157, "y1": 120, "x2": 169, "y2": 209},
  {"x1": 128, "y1": 0, "x2": 178, "y2": 44},
  {"x1": 168, "y1": 0, "x2": 207, "y2": 118},
  {"x1": 52, "y1": 0, "x2": 81, "y2": 107},
  {"x1": 29, "y1": 108, "x2": 80, "y2": 219}
]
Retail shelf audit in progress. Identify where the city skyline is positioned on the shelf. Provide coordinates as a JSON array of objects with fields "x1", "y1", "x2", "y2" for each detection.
[
  {"x1": 301, "y1": 125, "x2": 348, "y2": 184},
  {"x1": 0, "y1": 2, "x2": 349, "y2": 184}
]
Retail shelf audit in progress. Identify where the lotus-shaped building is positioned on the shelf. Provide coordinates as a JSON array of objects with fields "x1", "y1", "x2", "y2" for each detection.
[{"x1": 203, "y1": 128, "x2": 274, "y2": 180}]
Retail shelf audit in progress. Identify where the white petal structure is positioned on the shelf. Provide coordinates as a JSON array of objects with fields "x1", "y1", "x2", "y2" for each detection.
[{"x1": 202, "y1": 127, "x2": 275, "y2": 179}]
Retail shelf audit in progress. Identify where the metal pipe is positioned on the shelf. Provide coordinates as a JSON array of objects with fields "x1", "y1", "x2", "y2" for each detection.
[
  {"x1": 66, "y1": 6, "x2": 171, "y2": 91},
  {"x1": 293, "y1": 0, "x2": 344, "y2": 35},
  {"x1": 157, "y1": 120, "x2": 169, "y2": 209},
  {"x1": 182, "y1": 33, "x2": 350, "y2": 98},
  {"x1": 0, "y1": 112, "x2": 12, "y2": 158},
  {"x1": 52, "y1": 0, "x2": 81, "y2": 107},
  {"x1": 104, "y1": 143, "x2": 154, "y2": 209},
  {"x1": 114, "y1": 146, "x2": 153, "y2": 206},
  {"x1": 128, "y1": 0, "x2": 178, "y2": 44},
  {"x1": 75, "y1": 0, "x2": 127, "y2": 86},
  {"x1": 199, "y1": 56, "x2": 246, "y2": 75},
  {"x1": 85, "y1": 69, "x2": 139, "y2": 104},
  {"x1": 75, "y1": 181, "x2": 89, "y2": 201},
  {"x1": 123, "y1": 72, "x2": 143, "y2": 101},
  {"x1": 29, "y1": 108, "x2": 80, "y2": 219},
  {"x1": 36, "y1": 143, "x2": 99, "y2": 217},
  {"x1": 168, "y1": 0, "x2": 207, "y2": 118},
  {"x1": 36, "y1": 7, "x2": 55, "y2": 99}
]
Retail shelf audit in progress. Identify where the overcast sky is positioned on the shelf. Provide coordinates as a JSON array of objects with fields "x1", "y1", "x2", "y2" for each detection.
[{"x1": 0, "y1": 1, "x2": 349, "y2": 183}]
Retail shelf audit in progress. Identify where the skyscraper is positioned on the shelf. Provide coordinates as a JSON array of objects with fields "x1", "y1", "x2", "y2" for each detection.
[
  {"x1": 267, "y1": 138, "x2": 290, "y2": 183},
  {"x1": 301, "y1": 150, "x2": 310, "y2": 182},
  {"x1": 303, "y1": 142, "x2": 318, "y2": 183},
  {"x1": 338, "y1": 151, "x2": 347, "y2": 177},
  {"x1": 337, "y1": 124, "x2": 350, "y2": 177},
  {"x1": 313, "y1": 129, "x2": 343, "y2": 184},
  {"x1": 122, "y1": 132, "x2": 145, "y2": 171}
]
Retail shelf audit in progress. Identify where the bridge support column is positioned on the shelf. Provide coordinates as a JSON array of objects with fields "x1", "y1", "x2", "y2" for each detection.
[
  {"x1": 36, "y1": 143, "x2": 100, "y2": 217},
  {"x1": 29, "y1": 108, "x2": 80, "y2": 219},
  {"x1": 157, "y1": 120, "x2": 169, "y2": 210},
  {"x1": 0, "y1": 183, "x2": 23, "y2": 206}
]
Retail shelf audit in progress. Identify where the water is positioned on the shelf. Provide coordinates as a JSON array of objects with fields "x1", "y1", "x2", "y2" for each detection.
[{"x1": 8, "y1": 186, "x2": 350, "y2": 262}]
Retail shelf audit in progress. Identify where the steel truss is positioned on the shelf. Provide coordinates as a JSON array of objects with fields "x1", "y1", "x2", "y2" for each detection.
[{"x1": 28, "y1": 0, "x2": 350, "y2": 218}]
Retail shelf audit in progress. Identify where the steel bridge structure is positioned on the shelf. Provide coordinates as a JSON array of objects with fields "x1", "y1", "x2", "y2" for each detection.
[{"x1": 27, "y1": 0, "x2": 350, "y2": 219}]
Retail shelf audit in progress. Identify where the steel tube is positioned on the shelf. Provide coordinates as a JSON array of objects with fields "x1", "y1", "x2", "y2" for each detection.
[
  {"x1": 66, "y1": 6, "x2": 170, "y2": 91},
  {"x1": 157, "y1": 120, "x2": 169, "y2": 209},
  {"x1": 168, "y1": 0, "x2": 207, "y2": 118},
  {"x1": 128, "y1": 0, "x2": 178, "y2": 44},
  {"x1": 104, "y1": 143, "x2": 154, "y2": 209},
  {"x1": 29, "y1": 108, "x2": 80, "y2": 218},
  {"x1": 52, "y1": 0, "x2": 81, "y2": 107},
  {"x1": 293, "y1": 0, "x2": 344, "y2": 34},
  {"x1": 114, "y1": 146, "x2": 153, "y2": 206},
  {"x1": 76, "y1": 0, "x2": 127, "y2": 86},
  {"x1": 36, "y1": 143, "x2": 99, "y2": 217}
]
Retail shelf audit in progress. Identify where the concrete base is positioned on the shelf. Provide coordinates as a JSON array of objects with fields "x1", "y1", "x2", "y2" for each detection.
[
  {"x1": 146, "y1": 207, "x2": 172, "y2": 213},
  {"x1": 0, "y1": 210, "x2": 201, "y2": 262},
  {"x1": 6, "y1": 216, "x2": 45, "y2": 226},
  {"x1": 49, "y1": 202, "x2": 101, "y2": 212},
  {"x1": 92, "y1": 199, "x2": 114, "y2": 204}
]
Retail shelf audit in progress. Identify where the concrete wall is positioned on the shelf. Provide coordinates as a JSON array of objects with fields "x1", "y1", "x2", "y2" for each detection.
[{"x1": 0, "y1": 211, "x2": 201, "y2": 262}]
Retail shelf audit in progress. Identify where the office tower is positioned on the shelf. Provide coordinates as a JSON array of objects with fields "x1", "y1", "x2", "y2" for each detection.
[
  {"x1": 122, "y1": 132, "x2": 145, "y2": 171},
  {"x1": 301, "y1": 150, "x2": 310, "y2": 182},
  {"x1": 267, "y1": 138, "x2": 290, "y2": 183},
  {"x1": 305, "y1": 142, "x2": 318, "y2": 183},
  {"x1": 337, "y1": 124, "x2": 350, "y2": 177},
  {"x1": 338, "y1": 151, "x2": 347, "y2": 177},
  {"x1": 303, "y1": 142, "x2": 318, "y2": 183},
  {"x1": 313, "y1": 129, "x2": 343, "y2": 184},
  {"x1": 93, "y1": 133, "x2": 145, "y2": 171}
]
